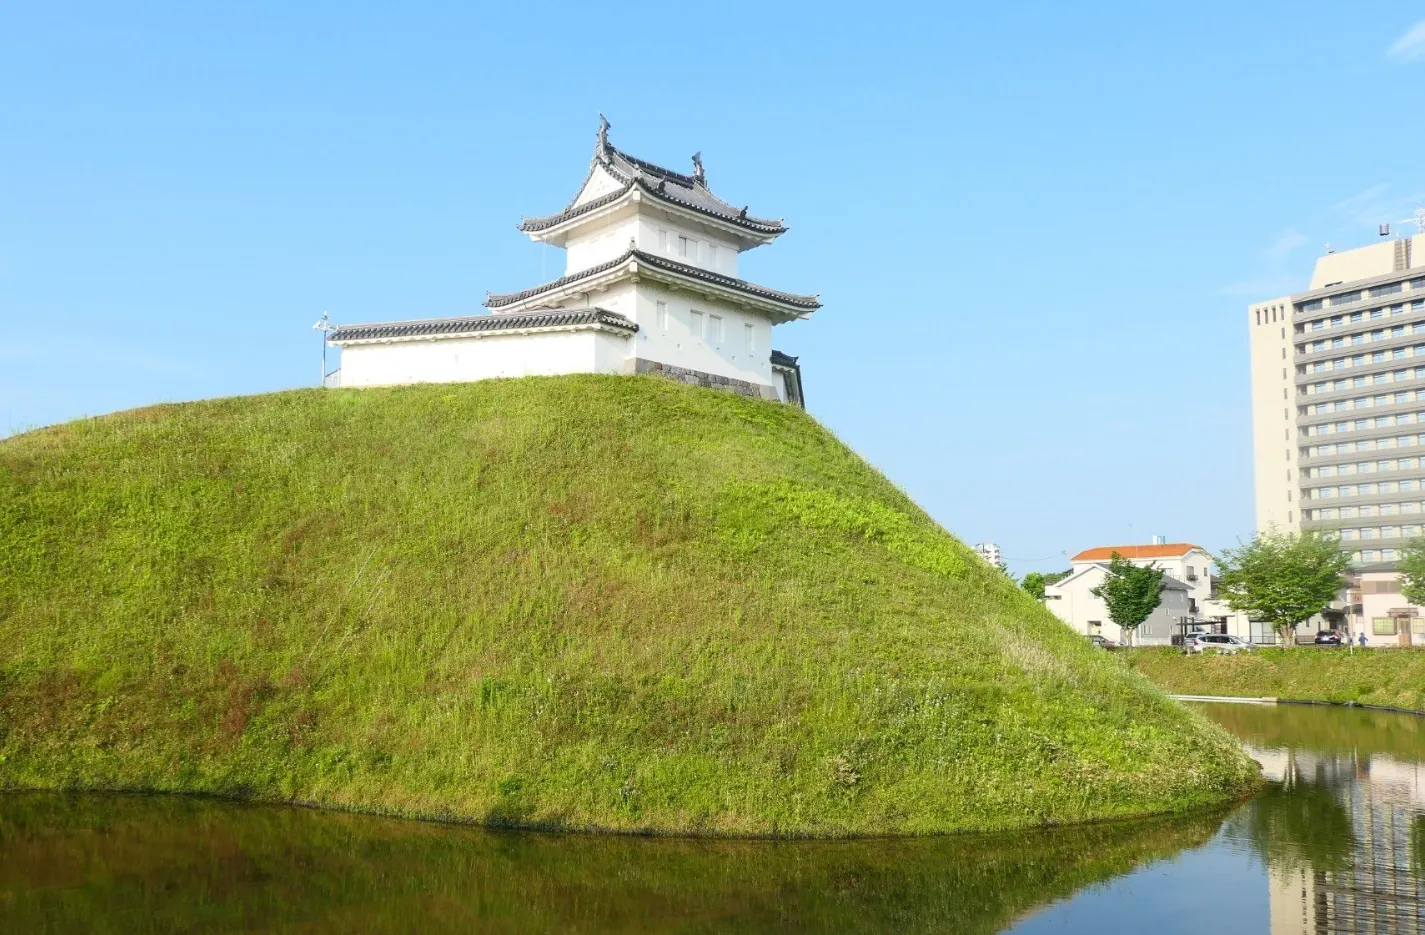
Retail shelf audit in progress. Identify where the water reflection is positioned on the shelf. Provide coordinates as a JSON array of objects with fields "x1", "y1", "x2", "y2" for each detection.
[
  {"x1": 1202, "y1": 702, "x2": 1425, "y2": 935},
  {"x1": 0, "y1": 793, "x2": 1220, "y2": 935},
  {"x1": 3, "y1": 704, "x2": 1425, "y2": 933}
]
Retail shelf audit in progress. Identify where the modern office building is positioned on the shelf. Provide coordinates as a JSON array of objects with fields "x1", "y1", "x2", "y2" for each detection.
[
  {"x1": 1251, "y1": 230, "x2": 1425, "y2": 560},
  {"x1": 1250, "y1": 228, "x2": 1425, "y2": 641}
]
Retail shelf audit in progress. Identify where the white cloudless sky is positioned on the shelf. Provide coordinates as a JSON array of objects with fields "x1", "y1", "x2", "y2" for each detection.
[{"x1": 2, "y1": 2, "x2": 1424, "y2": 573}]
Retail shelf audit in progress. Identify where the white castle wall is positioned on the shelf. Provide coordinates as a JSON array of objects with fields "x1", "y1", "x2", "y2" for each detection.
[{"x1": 338, "y1": 329, "x2": 630, "y2": 387}]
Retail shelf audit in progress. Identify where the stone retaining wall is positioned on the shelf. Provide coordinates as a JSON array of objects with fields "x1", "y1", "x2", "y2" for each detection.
[{"x1": 633, "y1": 359, "x2": 779, "y2": 400}]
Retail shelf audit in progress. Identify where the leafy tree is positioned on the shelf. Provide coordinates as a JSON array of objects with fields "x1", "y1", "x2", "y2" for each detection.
[
  {"x1": 1090, "y1": 553, "x2": 1165, "y2": 646},
  {"x1": 1397, "y1": 538, "x2": 1425, "y2": 607},
  {"x1": 1021, "y1": 570, "x2": 1071, "y2": 601},
  {"x1": 1215, "y1": 531, "x2": 1349, "y2": 648}
]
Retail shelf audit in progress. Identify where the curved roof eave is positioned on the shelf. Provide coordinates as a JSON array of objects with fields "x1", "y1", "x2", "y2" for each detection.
[{"x1": 484, "y1": 248, "x2": 820, "y2": 317}]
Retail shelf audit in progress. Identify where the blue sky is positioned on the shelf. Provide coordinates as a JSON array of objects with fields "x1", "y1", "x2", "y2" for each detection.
[{"x1": 4, "y1": 2, "x2": 1425, "y2": 574}]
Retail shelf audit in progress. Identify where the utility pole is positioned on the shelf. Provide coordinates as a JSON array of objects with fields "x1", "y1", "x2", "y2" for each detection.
[{"x1": 312, "y1": 311, "x2": 336, "y2": 386}]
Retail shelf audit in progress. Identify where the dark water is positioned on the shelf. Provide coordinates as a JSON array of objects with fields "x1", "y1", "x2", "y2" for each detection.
[{"x1": 1, "y1": 703, "x2": 1422, "y2": 934}]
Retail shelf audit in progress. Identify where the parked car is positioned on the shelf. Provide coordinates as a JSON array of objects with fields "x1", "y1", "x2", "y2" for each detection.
[
  {"x1": 1313, "y1": 630, "x2": 1344, "y2": 646},
  {"x1": 1087, "y1": 634, "x2": 1117, "y2": 649},
  {"x1": 1188, "y1": 634, "x2": 1253, "y2": 654}
]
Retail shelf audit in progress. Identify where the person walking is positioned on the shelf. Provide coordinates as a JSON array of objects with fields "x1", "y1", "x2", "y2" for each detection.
[{"x1": 1358, "y1": 631, "x2": 1367, "y2": 648}]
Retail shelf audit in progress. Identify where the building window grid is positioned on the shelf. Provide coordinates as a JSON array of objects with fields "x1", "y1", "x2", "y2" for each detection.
[
  {"x1": 1300, "y1": 299, "x2": 1423, "y2": 334},
  {"x1": 1303, "y1": 365, "x2": 1425, "y2": 397},
  {"x1": 1302, "y1": 410, "x2": 1425, "y2": 438},
  {"x1": 1302, "y1": 316, "x2": 1417, "y2": 355},
  {"x1": 1289, "y1": 284, "x2": 1425, "y2": 566}
]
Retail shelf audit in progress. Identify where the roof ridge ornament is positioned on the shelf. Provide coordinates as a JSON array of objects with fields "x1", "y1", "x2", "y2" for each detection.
[
  {"x1": 691, "y1": 151, "x2": 705, "y2": 186},
  {"x1": 595, "y1": 114, "x2": 611, "y2": 161}
]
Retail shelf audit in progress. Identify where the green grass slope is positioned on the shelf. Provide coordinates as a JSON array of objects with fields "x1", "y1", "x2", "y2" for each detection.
[
  {"x1": 1127, "y1": 646, "x2": 1425, "y2": 712},
  {"x1": 0, "y1": 376, "x2": 1258, "y2": 835}
]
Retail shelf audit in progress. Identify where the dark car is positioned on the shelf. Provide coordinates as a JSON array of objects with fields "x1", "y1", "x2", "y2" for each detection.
[
  {"x1": 1314, "y1": 630, "x2": 1344, "y2": 645},
  {"x1": 1087, "y1": 634, "x2": 1118, "y2": 649}
]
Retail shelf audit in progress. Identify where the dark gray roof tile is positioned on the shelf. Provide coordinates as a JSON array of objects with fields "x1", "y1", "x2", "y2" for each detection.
[
  {"x1": 484, "y1": 248, "x2": 820, "y2": 312},
  {"x1": 329, "y1": 307, "x2": 637, "y2": 343},
  {"x1": 519, "y1": 138, "x2": 787, "y2": 236}
]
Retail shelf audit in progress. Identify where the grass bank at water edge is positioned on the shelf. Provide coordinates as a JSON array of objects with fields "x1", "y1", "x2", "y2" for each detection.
[
  {"x1": 0, "y1": 376, "x2": 1260, "y2": 835},
  {"x1": 1126, "y1": 646, "x2": 1425, "y2": 712}
]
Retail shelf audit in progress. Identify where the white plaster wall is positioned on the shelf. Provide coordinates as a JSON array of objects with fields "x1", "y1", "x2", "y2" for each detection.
[
  {"x1": 565, "y1": 216, "x2": 640, "y2": 274},
  {"x1": 557, "y1": 204, "x2": 746, "y2": 278},
  {"x1": 573, "y1": 165, "x2": 623, "y2": 207},
  {"x1": 338, "y1": 330, "x2": 631, "y2": 387},
  {"x1": 633, "y1": 215, "x2": 739, "y2": 277},
  {"x1": 1250, "y1": 297, "x2": 1297, "y2": 533},
  {"x1": 629, "y1": 282, "x2": 773, "y2": 387}
]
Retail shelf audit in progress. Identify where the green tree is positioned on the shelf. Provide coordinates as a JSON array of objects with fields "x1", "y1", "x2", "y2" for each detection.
[
  {"x1": 1020, "y1": 570, "x2": 1070, "y2": 601},
  {"x1": 1215, "y1": 530, "x2": 1349, "y2": 648},
  {"x1": 1397, "y1": 538, "x2": 1425, "y2": 607},
  {"x1": 1090, "y1": 553, "x2": 1165, "y2": 646}
]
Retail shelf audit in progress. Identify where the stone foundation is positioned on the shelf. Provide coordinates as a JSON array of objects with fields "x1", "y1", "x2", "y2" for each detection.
[{"x1": 632, "y1": 359, "x2": 780, "y2": 400}]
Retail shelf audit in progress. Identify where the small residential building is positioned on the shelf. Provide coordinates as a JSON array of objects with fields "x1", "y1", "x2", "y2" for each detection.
[
  {"x1": 1354, "y1": 570, "x2": 1424, "y2": 646},
  {"x1": 972, "y1": 542, "x2": 1002, "y2": 566},
  {"x1": 326, "y1": 117, "x2": 816, "y2": 405},
  {"x1": 1044, "y1": 541, "x2": 1253, "y2": 644}
]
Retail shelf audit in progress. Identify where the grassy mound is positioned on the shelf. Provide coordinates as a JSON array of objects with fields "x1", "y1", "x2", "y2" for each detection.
[{"x1": 0, "y1": 376, "x2": 1258, "y2": 835}]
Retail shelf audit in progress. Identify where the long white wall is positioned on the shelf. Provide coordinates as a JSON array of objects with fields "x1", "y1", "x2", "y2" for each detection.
[{"x1": 338, "y1": 329, "x2": 630, "y2": 387}]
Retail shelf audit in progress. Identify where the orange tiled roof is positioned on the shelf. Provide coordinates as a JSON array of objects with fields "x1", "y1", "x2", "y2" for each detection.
[{"x1": 1071, "y1": 543, "x2": 1203, "y2": 562}]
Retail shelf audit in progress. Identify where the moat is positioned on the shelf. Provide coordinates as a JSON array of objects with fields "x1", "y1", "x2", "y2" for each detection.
[{"x1": 2, "y1": 702, "x2": 1422, "y2": 934}]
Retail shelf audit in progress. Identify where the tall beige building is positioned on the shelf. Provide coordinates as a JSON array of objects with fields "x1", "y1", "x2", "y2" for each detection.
[{"x1": 1250, "y1": 232, "x2": 1425, "y2": 570}]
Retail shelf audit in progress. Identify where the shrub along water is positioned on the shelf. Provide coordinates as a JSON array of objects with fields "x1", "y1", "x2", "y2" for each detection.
[{"x1": 0, "y1": 376, "x2": 1259, "y2": 835}]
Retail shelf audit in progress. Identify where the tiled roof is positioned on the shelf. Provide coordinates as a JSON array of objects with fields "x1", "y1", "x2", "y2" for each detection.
[
  {"x1": 328, "y1": 307, "x2": 637, "y2": 343},
  {"x1": 484, "y1": 247, "x2": 821, "y2": 312},
  {"x1": 1070, "y1": 543, "x2": 1204, "y2": 562},
  {"x1": 770, "y1": 350, "x2": 799, "y2": 367},
  {"x1": 518, "y1": 129, "x2": 787, "y2": 236}
]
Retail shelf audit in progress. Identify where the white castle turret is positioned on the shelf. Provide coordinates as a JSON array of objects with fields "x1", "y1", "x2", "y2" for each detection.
[{"x1": 328, "y1": 117, "x2": 816, "y2": 405}]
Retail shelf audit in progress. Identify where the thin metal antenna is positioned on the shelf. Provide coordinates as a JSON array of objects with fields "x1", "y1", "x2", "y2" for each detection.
[
  {"x1": 1400, "y1": 206, "x2": 1425, "y2": 235},
  {"x1": 312, "y1": 311, "x2": 336, "y2": 386}
]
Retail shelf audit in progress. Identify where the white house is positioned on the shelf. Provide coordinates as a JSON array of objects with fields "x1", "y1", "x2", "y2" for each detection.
[
  {"x1": 1044, "y1": 541, "x2": 1253, "y2": 644},
  {"x1": 1355, "y1": 570, "x2": 1425, "y2": 647},
  {"x1": 326, "y1": 117, "x2": 815, "y2": 406}
]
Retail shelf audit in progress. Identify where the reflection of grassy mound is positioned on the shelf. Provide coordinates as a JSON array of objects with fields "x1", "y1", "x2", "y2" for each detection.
[
  {"x1": 0, "y1": 377, "x2": 1257, "y2": 835},
  {"x1": 0, "y1": 794, "x2": 1224, "y2": 934}
]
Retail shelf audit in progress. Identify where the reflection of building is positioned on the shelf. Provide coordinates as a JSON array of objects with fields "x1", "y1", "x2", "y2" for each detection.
[{"x1": 1249, "y1": 743, "x2": 1425, "y2": 933}]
